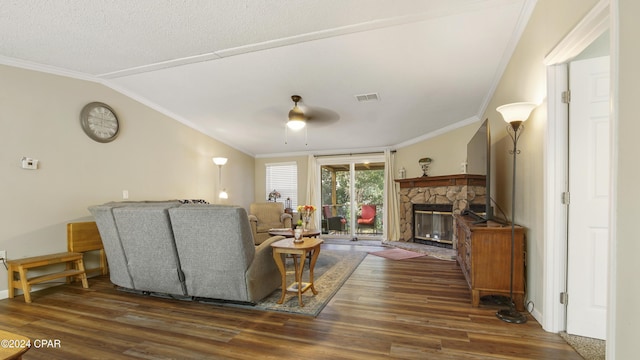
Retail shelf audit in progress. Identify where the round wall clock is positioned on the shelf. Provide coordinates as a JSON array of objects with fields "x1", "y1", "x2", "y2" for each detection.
[{"x1": 80, "y1": 102, "x2": 120, "y2": 143}]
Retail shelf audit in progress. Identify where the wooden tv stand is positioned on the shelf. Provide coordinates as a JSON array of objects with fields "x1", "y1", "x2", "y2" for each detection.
[{"x1": 454, "y1": 215, "x2": 525, "y2": 311}]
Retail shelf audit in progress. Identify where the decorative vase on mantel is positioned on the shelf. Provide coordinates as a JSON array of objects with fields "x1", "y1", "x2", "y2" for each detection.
[{"x1": 419, "y1": 157, "x2": 432, "y2": 177}]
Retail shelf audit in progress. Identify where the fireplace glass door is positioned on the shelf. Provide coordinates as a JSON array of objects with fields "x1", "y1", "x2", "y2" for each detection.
[{"x1": 414, "y1": 210, "x2": 453, "y2": 246}]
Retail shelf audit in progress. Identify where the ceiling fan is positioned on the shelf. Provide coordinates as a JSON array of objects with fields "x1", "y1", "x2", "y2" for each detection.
[
  {"x1": 287, "y1": 95, "x2": 306, "y2": 130},
  {"x1": 286, "y1": 95, "x2": 340, "y2": 131},
  {"x1": 283, "y1": 94, "x2": 341, "y2": 145}
]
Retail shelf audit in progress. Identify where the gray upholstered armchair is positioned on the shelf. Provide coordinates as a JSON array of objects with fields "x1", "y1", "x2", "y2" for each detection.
[{"x1": 248, "y1": 202, "x2": 292, "y2": 244}]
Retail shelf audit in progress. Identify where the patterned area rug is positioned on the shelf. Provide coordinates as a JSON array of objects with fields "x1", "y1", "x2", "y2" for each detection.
[
  {"x1": 203, "y1": 249, "x2": 367, "y2": 317},
  {"x1": 369, "y1": 248, "x2": 426, "y2": 260}
]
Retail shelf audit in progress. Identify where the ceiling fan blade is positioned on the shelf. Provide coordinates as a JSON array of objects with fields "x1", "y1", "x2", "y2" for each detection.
[{"x1": 305, "y1": 106, "x2": 340, "y2": 126}]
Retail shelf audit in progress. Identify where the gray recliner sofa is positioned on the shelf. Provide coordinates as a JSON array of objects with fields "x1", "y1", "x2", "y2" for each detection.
[{"x1": 88, "y1": 201, "x2": 284, "y2": 304}]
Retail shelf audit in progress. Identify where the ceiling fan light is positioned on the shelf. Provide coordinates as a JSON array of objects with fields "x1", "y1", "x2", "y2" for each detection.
[
  {"x1": 287, "y1": 119, "x2": 306, "y2": 130},
  {"x1": 287, "y1": 105, "x2": 306, "y2": 130}
]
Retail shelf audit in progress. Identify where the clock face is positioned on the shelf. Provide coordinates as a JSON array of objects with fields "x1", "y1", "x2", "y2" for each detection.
[{"x1": 80, "y1": 102, "x2": 119, "y2": 143}]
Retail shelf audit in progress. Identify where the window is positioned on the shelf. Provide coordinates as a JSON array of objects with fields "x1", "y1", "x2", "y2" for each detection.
[{"x1": 265, "y1": 162, "x2": 298, "y2": 209}]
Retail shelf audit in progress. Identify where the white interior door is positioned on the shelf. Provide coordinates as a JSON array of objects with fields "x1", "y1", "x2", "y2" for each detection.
[{"x1": 566, "y1": 55, "x2": 610, "y2": 340}]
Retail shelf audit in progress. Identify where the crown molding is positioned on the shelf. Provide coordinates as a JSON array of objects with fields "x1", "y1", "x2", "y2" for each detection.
[{"x1": 544, "y1": 0, "x2": 609, "y2": 65}]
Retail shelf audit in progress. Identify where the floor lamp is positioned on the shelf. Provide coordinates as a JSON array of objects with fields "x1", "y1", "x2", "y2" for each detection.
[
  {"x1": 212, "y1": 157, "x2": 228, "y2": 202},
  {"x1": 495, "y1": 102, "x2": 537, "y2": 324}
]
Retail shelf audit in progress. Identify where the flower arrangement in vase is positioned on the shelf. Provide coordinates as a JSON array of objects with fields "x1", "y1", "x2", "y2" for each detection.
[{"x1": 296, "y1": 205, "x2": 316, "y2": 231}]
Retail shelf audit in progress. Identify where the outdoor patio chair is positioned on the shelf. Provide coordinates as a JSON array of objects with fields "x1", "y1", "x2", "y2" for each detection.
[{"x1": 357, "y1": 204, "x2": 376, "y2": 233}]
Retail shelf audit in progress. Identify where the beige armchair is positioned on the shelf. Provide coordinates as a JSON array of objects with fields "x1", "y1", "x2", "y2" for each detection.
[{"x1": 248, "y1": 202, "x2": 292, "y2": 244}]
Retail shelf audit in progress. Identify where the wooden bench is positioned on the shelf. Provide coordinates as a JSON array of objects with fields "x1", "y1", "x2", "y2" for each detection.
[
  {"x1": 7, "y1": 221, "x2": 107, "y2": 303},
  {"x1": 7, "y1": 252, "x2": 88, "y2": 303}
]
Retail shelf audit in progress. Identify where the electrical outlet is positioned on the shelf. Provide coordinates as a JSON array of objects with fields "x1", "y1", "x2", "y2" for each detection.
[{"x1": 0, "y1": 250, "x2": 6, "y2": 260}]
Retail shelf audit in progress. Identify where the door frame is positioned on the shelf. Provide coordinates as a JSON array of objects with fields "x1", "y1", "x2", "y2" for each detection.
[{"x1": 542, "y1": 0, "x2": 616, "y2": 350}]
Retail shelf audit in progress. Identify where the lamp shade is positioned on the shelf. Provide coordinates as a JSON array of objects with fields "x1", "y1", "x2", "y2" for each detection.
[
  {"x1": 219, "y1": 189, "x2": 228, "y2": 199},
  {"x1": 212, "y1": 157, "x2": 228, "y2": 166},
  {"x1": 496, "y1": 102, "x2": 537, "y2": 123}
]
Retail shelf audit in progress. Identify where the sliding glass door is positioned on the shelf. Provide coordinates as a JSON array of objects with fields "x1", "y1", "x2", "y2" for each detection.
[
  {"x1": 317, "y1": 155, "x2": 385, "y2": 240},
  {"x1": 320, "y1": 163, "x2": 351, "y2": 236},
  {"x1": 354, "y1": 163, "x2": 384, "y2": 237}
]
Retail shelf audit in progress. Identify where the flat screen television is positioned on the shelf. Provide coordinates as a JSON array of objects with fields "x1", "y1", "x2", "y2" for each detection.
[{"x1": 464, "y1": 118, "x2": 493, "y2": 222}]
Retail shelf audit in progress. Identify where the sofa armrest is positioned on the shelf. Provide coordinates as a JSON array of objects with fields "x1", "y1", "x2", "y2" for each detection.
[
  {"x1": 248, "y1": 214, "x2": 258, "y2": 238},
  {"x1": 255, "y1": 235, "x2": 284, "y2": 252},
  {"x1": 252, "y1": 235, "x2": 285, "y2": 268},
  {"x1": 280, "y1": 213, "x2": 292, "y2": 228},
  {"x1": 246, "y1": 236, "x2": 286, "y2": 295},
  {"x1": 280, "y1": 213, "x2": 292, "y2": 222}
]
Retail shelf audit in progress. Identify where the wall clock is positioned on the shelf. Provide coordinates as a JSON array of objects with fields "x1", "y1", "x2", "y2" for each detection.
[{"x1": 80, "y1": 102, "x2": 120, "y2": 143}]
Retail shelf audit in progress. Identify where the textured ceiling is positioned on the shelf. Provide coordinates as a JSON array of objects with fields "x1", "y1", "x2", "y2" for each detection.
[{"x1": 0, "y1": 0, "x2": 535, "y2": 156}]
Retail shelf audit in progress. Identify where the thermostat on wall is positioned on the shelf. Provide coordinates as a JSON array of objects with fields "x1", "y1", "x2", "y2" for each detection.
[{"x1": 21, "y1": 157, "x2": 38, "y2": 170}]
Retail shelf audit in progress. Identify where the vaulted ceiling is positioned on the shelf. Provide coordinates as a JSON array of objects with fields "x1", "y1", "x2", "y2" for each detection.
[{"x1": 0, "y1": 0, "x2": 535, "y2": 157}]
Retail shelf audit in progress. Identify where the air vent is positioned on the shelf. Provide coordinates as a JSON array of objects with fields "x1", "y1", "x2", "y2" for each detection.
[{"x1": 355, "y1": 93, "x2": 380, "y2": 102}]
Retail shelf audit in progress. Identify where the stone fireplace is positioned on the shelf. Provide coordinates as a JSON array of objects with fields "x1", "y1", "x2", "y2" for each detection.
[{"x1": 395, "y1": 174, "x2": 486, "y2": 248}]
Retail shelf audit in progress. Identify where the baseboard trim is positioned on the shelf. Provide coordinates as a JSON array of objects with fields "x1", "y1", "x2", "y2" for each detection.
[{"x1": 0, "y1": 282, "x2": 77, "y2": 301}]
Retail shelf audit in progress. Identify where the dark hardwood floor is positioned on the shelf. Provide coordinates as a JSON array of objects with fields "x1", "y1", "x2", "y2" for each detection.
[{"x1": 0, "y1": 243, "x2": 581, "y2": 359}]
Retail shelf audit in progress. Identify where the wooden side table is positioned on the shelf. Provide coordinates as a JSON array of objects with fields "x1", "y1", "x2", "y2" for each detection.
[{"x1": 271, "y1": 237, "x2": 323, "y2": 307}]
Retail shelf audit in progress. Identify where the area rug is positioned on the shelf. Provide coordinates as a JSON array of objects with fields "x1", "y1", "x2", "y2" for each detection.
[
  {"x1": 202, "y1": 249, "x2": 366, "y2": 317},
  {"x1": 322, "y1": 238, "x2": 383, "y2": 247},
  {"x1": 382, "y1": 240, "x2": 457, "y2": 261},
  {"x1": 560, "y1": 332, "x2": 605, "y2": 360},
  {"x1": 368, "y1": 248, "x2": 426, "y2": 260}
]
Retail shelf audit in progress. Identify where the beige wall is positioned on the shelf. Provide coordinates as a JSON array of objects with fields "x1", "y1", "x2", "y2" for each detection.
[
  {"x1": 0, "y1": 65, "x2": 254, "y2": 293},
  {"x1": 615, "y1": 0, "x2": 639, "y2": 357},
  {"x1": 394, "y1": 122, "x2": 479, "y2": 179},
  {"x1": 479, "y1": 0, "x2": 599, "y2": 319}
]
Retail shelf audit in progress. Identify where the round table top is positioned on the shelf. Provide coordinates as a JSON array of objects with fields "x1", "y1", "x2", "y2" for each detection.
[
  {"x1": 268, "y1": 228, "x2": 321, "y2": 238},
  {"x1": 270, "y1": 237, "x2": 324, "y2": 250}
]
